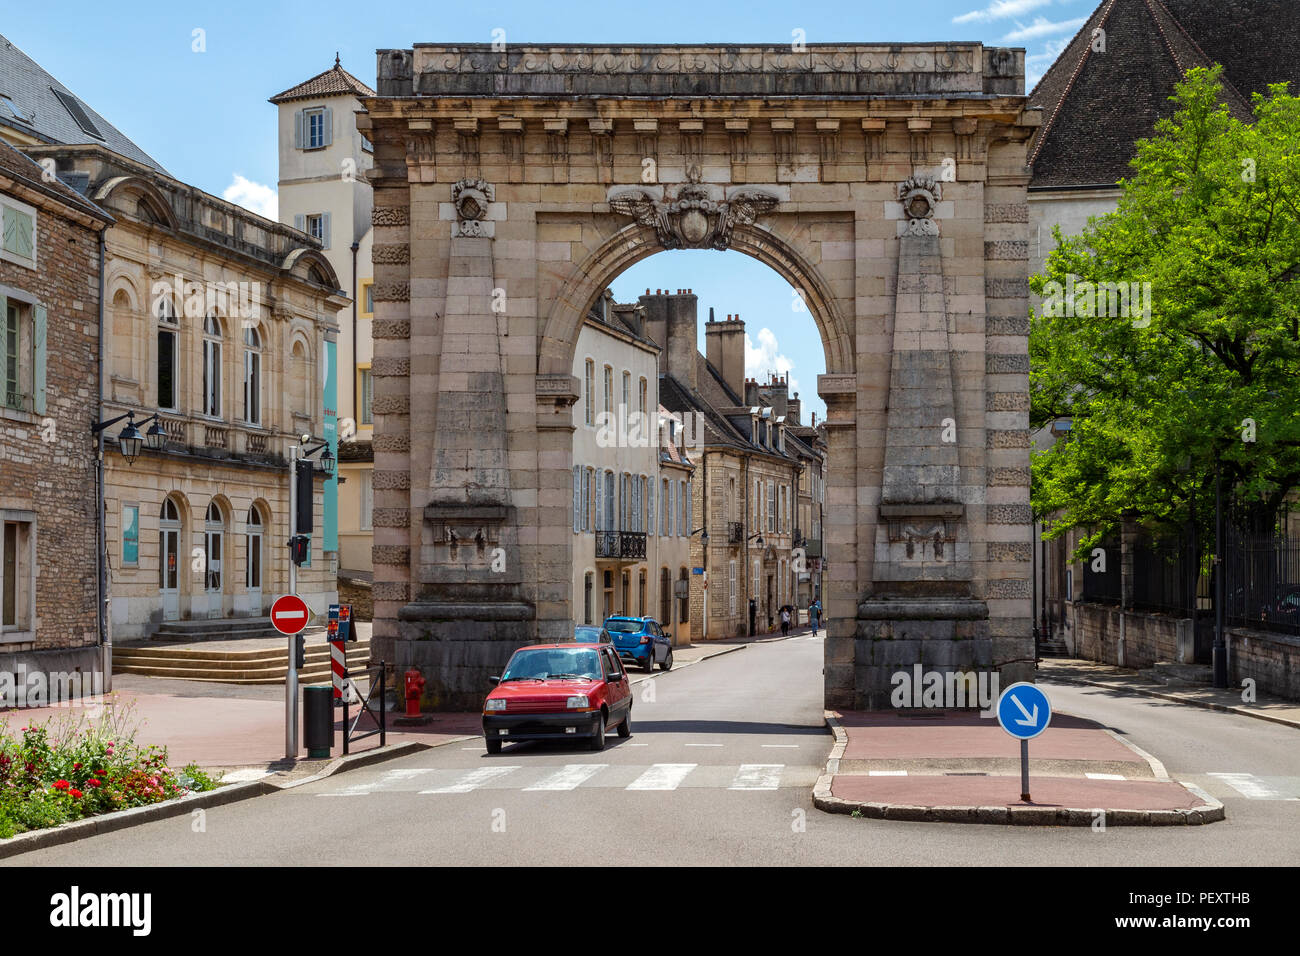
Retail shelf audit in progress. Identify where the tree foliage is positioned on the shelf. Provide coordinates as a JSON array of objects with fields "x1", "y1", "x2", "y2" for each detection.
[{"x1": 1030, "y1": 66, "x2": 1300, "y2": 551}]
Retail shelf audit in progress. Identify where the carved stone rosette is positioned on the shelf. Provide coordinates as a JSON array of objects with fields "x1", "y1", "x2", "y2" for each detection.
[{"x1": 898, "y1": 176, "x2": 941, "y2": 236}]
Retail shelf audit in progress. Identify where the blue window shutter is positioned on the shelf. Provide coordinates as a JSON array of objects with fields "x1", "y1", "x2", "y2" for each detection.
[
  {"x1": 322, "y1": 213, "x2": 331, "y2": 249},
  {"x1": 33, "y1": 304, "x2": 46, "y2": 414},
  {"x1": 323, "y1": 107, "x2": 333, "y2": 147},
  {"x1": 294, "y1": 110, "x2": 304, "y2": 148}
]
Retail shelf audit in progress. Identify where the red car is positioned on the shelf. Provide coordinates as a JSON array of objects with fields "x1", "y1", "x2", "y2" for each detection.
[{"x1": 483, "y1": 643, "x2": 632, "y2": 754}]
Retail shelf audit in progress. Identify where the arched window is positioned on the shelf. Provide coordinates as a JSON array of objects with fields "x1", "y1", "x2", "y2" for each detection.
[
  {"x1": 204, "y1": 501, "x2": 224, "y2": 593},
  {"x1": 290, "y1": 339, "x2": 310, "y2": 417},
  {"x1": 660, "y1": 567, "x2": 671, "y2": 624},
  {"x1": 159, "y1": 497, "x2": 180, "y2": 592},
  {"x1": 202, "y1": 313, "x2": 222, "y2": 418},
  {"x1": 245, "y1": 505, "x2": 264, "y2": 594},
  {"x1": 638, "y1": 376, "x2": 647, "y2": 416},
  {"x1": 679, "y1": 567, "x2": 689, "y2": 624},
  {"x1": 156, "y1": 297, "x2": 179, "y2": 411},
  {"x1": 243, "y1": 325, "x2": 262, "y2": 425},
  {"x1": 584, "y1": 359, "x2": 595, "y2": 426}
]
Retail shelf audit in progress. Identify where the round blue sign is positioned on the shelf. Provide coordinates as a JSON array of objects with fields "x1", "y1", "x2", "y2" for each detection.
[{"x1": 995, "y1": 682, "x2": 1053, "y2": 740}]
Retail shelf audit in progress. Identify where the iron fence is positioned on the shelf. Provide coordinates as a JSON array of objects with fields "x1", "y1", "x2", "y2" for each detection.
[
  {"x1": 1222, "y1": 531, "x2": 1300, "y2": 635},
  {"x1": 1081, "y1": 538, "x2": 1121, "y2": 604}
]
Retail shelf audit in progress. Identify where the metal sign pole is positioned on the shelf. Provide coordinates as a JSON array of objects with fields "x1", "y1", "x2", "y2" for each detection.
[
  {"x1": 1020, "y1": 738, "x2": 1030, "y2": 802},
  {"x1": 286, "y1": 444, "x2": 299, "y2": 760}
]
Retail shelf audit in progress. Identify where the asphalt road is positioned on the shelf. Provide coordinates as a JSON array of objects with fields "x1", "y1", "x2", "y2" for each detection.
[{"x1": 6, "y1": 635, "x2": 1298, "y2": 866}]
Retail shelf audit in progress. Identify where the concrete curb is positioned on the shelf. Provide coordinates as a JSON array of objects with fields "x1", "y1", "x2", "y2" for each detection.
[
  {"x1": 1046, "y1": 674, "x2": 1300, "y2": 732},
  {"x1": 0, "y1": 736, "x2": 463, "y2": 860},
  {"x1": 811, "y1": 710, "x2": 1226, "y2": 827}
]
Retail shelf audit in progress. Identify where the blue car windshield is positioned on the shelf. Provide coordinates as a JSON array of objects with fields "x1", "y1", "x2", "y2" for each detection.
[
  {"x1": 502, "y1": 647, "x2": 602, "y2": 681},
  {"x1": 604, "y1": 620, "x2": 644, "y2": 634}
]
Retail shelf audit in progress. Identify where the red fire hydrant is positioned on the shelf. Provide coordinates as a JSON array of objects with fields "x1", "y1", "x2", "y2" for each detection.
[{"x1": 404, "y1": 668, "x2": 426, "y2": 718}]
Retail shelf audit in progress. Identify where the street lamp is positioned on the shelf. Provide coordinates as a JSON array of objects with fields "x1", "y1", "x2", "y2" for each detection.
[
  {"x1": 691, "y1": 526, "x2": 709, "y2": 542},
  {"x1": 92, "y1": 410, "x2": 164, "y2": 465},
  {"x1": 748, "y1": 531, "x2": 764, "y2": 547}
]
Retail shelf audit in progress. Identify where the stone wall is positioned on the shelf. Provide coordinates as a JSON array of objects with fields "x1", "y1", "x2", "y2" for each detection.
[
  {"x1": 1227, "y1": 627, "x2": 1300, "y2": 701},
  {"x1": 0, "y1": 182, "x2": 103, "y2": 659},
  {"x1": 338, "y1": 575, "x2": 374, "y2": 621},
  {"x1": 1074, "y1": 603, "x2": 1184, "y2": 670}
]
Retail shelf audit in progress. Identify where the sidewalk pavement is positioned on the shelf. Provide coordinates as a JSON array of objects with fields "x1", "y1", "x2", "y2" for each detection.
[
  {"x1": 0, "y1": 636, "x2": 748, "y2": 776},
  {"x1": 814, "y1": 708, "x2": 1224, "y2": 825},
  {"x1": 1039, "y1": 657, "x2": 1300, "y2": 730}
]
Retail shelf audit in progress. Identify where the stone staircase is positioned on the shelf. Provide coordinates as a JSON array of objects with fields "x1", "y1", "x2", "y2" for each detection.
[
  {"x1": 1139, "y1": 660, "x2": 1213, "y2": 687},
  {"x1": 146, "y1": 617, "x2": 288, "y2": 642},
  {"x1": 112, "y1": 639, "x2": 371, "y2": 685},
  {"x1": 1037, "y1": 637, "x2": 1070, "y2": 657}
]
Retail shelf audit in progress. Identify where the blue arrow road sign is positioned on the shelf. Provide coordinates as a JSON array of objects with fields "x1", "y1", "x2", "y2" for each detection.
[{"x1": 996, "y1": 682, "x2": 1053, "y2": 740}]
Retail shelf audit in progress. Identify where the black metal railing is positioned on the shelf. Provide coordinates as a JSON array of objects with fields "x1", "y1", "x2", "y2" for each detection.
[
  {"x1": 343, "y1": 660, "x2": 387, "y2": 755},
  {"x1": 595, "y1": 531, "x2": 647, "y2": 560},
  {"x1": 727, "y1": 521, "x2": 744, "y2": 545},
  {"x1": 1081, "y1": 538, "x2": 1121, "y2": 604},
  {"x1": 804, "y1": 537, "x2": 823, "y2": 558},
  {"x1": 1132, "y1": 535, "x2": 1196, "y2": 615},
  {"x1": 1222, "y1": 530, "x2": 1300, "y2": 635}
]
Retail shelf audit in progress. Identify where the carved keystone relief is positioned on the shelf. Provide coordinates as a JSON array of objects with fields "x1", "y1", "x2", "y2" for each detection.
[
  {"x1": 452, "y1": 178, "x2": 495, "y2": 238},
  {"x1": 898, "y1": 176, "x2": 941, "y2": 237},
  {"x1": 607, "y1": 184, "x2": 780, "y2": 251}
]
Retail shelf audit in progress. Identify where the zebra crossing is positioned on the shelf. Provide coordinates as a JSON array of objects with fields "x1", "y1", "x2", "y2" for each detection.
[
  {"x1": 317, "y1": 761, "x2": 812, "y2": 797},
  {"x1": 1200, "y1": 772, "x2": 1300, "y2": 801}
]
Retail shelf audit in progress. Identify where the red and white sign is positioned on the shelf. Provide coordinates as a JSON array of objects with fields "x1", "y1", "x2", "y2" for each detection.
[{"x1": 270, "y1": 594, "x2": 311, "y2": 635}]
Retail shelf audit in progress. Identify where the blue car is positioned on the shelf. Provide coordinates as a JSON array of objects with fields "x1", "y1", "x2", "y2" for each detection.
[{"x1": 604, "y1": 616, "x2": 673, "y2": 673}]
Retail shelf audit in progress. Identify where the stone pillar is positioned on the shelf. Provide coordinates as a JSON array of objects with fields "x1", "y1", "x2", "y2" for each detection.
[
  {"x1": 396, "y1": 179, "x2": 532, "y2": 710},
  {"x1": 855, "y1": 177, "x2": 990, "y2": 709}
]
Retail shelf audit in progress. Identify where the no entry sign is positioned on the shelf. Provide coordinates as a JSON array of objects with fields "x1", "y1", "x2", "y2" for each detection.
[{"x1": 270, "y1": 594, "x2": 311, "y2": 635}]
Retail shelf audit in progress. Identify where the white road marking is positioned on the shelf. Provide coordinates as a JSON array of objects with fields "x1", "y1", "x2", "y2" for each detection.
[
  {"x1": 1208, "y1": 772, "x2": 1285, "y2": 799},
  {"x1": 626, "y1": 764, "x2": 696, "y2": 790},
  {"x1": 320, "y1": 767, "x2": 433, "y2": 796},
  {"x1": 684, "y1": 743, "x2": 723, "y2": 747},
  {"x1": 523, "y1": 764, "x2": 608, "y2": 791},
  {"x1": 868, "y1": 770, "x2": 907, "y2": 776},
  {"x1": 1085, "y1": 772, "x2": 1126, "y2": 780},
  {"x1": 762, "y1": 744, "x2": 799, "y2": 749},
  {"x1": 421, "y1": 766, "x2": 521, "y2": 793},
  {"x1": 729, "y1": 764, "x2": 784, "y2": 790}
]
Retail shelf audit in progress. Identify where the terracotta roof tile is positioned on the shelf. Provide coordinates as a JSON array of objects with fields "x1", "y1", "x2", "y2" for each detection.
[{"x1": 269, "y1": 58, "x2": 376, "y2": 104}]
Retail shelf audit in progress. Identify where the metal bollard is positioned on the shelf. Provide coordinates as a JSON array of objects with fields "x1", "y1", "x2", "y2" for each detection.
[{"x1": 303, "y1": 684, "x2": 334, "y2": 759}]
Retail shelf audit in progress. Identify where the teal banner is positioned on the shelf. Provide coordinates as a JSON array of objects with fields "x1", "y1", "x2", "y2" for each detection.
[{"x1": 323, "y1": 338, "x2": 338, "y2": 553}]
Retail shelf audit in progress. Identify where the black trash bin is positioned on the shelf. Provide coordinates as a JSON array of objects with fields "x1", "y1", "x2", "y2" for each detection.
[{"x1": 304, "y1": 684, "x2": 334, "y2": 759}]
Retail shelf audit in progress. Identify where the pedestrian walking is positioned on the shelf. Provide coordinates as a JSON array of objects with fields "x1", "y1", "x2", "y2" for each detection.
[
  {"x1": 780, "y1": 605, "x2": 791, "y2": 637},
  {"x1": 809, "y1": 599, "x2": 820, "y2": 633}
]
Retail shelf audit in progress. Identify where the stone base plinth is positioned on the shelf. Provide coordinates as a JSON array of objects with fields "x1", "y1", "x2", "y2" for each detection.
[
  {"x1": 396, "y1": 600, "x2": 533, "y2": 711},
  {"x1": 853, "y1": 597, "x2": 993, "y2": 709}
]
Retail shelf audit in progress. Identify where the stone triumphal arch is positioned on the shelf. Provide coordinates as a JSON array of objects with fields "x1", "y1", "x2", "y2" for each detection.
[{"x1": 359, "y1": 44, "x2": 1040, "y2": 709}]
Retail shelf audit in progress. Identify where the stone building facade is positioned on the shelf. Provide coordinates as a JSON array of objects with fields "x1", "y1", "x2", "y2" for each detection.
[
  {"x1": 361, "y1": 43, "x2": 1037, "y2": 709},
  {"x1": 0, "y1": 141, "x2": 112, "y2": 683},
  {"x1": 25, "y1": 144, "x2": 348, "y2": 639}
]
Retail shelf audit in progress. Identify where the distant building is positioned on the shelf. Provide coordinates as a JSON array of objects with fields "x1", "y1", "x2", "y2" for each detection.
[
  {"x1": 570, "y1": 292, "x2": 693, "y2": 640},
  {"x1": 0, "y1": 140, "x2": 111, "y2": 685},
  {"x1": 0, "y1": 35, "x2": 347, "y2": 639},
  {"x1": 270, "y1": 58, "x2": 377, "y2": 590}
]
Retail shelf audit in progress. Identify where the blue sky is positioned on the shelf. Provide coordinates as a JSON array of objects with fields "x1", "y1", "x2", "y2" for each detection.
[{"x1": 2, "y1": 0, "x2": 1092, "y2": 420}]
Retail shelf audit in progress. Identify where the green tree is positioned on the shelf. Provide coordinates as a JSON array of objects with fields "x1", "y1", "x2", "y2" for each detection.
[{"x1": 1030, "y1": 66, "x2": 1300, "y2": 553}]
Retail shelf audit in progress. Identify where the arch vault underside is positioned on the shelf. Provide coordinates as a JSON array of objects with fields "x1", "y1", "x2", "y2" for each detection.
[{"x1": 359, "y1": 43, "x2": 1040, "y2": 709}]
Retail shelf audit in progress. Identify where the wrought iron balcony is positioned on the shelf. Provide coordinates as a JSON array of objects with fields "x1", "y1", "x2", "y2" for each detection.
[
  {"x1": 595, "y1": 531, "x2": 647, "y2": 561},
  {"x1": 726, "y1": 521, "x2": 744, "y2": 545},
  {"x1": 803, "y1": 537, "x2": 823, "y2": 558}
]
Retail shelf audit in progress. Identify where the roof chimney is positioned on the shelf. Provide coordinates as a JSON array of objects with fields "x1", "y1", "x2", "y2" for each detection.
[{"x1": 706, "y1": 308, "x2": 746, "y2": 400}]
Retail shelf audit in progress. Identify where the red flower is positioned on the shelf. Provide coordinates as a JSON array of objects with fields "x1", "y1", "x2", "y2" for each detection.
[
  {"x1": 87, "y1": 778, "x2": 101, "y2": 788},
  {"x1": 73, "y1": 762, "x2": 82, "y2": 770},
  {"x1": 69, "y1": 789, "x2": 83, "y2": 798},
  {"x1": 53, "y1": 779, "x2": 70, "y2": 790}
]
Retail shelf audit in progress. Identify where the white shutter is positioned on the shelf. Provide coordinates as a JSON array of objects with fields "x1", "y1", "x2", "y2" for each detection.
[
  {"x1": 293, "y1": 213, "x2": 305, "y2": 232},
  {"x1": 321, "y1": 212, "x2": 331, "y2": 250},
  {"x1": 323, "y1": 106, "x2": 334, "y2": 146},
  {"x1": 594, "y1": 472, "x2": 603, "y2": 532},
  {"x1": 647, "y1": 474, "x2": 655, "y2": 537},
  {"x1": 0, "y1": 295, "x2": 7, "y2": 405},
  {"x1": 294, "y1": 110, "x2": 304, "y2": 148},
  {"x1": 575, "y1": 467, "x2": 584, "y2": 533}
]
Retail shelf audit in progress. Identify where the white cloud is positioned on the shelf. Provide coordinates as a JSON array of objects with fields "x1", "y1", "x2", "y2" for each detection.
[
  {"x1": 1026, "y1": 36, "x2": 1072, "y2": 89},
  {"x1": 222, "y1": 174, "x2": 278, "y2": 220},
  {"x1": 1002, "y1": 16, "x2": 1087, "y2": 43},
  {"x1": 953, "y1": 0, "x2": 1052, "y2": 24},
  {"x1": 745, "y1": 327, "x2": 800, "y2": 397}
]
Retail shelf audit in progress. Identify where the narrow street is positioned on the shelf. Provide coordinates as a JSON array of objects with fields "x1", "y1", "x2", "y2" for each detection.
[{"x1": 8, "y1": 637, "x2": 1298, "y2": 867}]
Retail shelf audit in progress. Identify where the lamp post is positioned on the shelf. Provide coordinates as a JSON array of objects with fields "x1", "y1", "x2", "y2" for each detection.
[
  {"x1": 691, "y1": 526, "x2": 709, "y2": 639},
  {"x1": 91, "y1": 409, "x2": 165, "y2": 693},
  {"x1": 284, "y1": 435, "x2": 336, "y2": 759},
  {"x1": 1213, "y1": 456, "x2": 1228, "y2": 688}
]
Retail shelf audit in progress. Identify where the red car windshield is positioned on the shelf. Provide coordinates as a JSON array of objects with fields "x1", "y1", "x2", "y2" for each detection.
[{"x1": 501, "y1": 647, "x2": 602, "y2": 681}]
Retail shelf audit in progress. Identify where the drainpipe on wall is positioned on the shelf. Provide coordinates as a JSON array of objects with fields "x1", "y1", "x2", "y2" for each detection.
[
  {"x1": 95, "y1": 224, "x2": 111, "y2": 692},
  {"x1": 350, "y1": 240, "x2": 359, "y2": 426}
]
